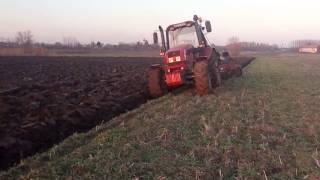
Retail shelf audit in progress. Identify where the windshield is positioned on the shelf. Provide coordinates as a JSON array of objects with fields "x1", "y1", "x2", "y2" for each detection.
[{"x1": 168, "y1": 26, "x2": 199, "y2": 48}]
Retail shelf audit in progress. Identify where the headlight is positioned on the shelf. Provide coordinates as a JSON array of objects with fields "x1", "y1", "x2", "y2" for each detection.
[
  {"x1": 168, "y1": 57, "x2": 174, "y2": 63},
  {"x1": 176, "y1": 56, "x2": 181, "y2": 62}
]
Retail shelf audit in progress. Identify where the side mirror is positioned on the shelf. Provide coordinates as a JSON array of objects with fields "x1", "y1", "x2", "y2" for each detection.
[
  {"x1": 205, "y1": 21, "x2": 212, "y2": 33},
  {"x1": 153, "y1": 32, "x2": 159, "y2": 44}
]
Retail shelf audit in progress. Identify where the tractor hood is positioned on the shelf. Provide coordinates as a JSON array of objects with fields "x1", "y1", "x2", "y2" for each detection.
[{"x1": 164, "y1": 44, "x2": 194, "y2": 64}]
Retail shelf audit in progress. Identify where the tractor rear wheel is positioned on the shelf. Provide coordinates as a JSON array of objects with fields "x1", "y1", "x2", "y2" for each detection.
[
  {"x1": 194, "y1": 60, "x2": 212, "y2": 95},
  {"x1": 148, "y1": 66, "x2": 167, "y2": 98}
]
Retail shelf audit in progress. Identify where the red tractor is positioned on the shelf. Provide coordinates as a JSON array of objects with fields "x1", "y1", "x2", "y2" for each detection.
[{"x1": 148, "y1": 15, "x2": 242, "y2": 97}]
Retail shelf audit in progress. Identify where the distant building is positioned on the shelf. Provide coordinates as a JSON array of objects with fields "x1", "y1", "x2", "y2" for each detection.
[{"x1": 299, "y1": 45, "x2": 320, "y2": 54}]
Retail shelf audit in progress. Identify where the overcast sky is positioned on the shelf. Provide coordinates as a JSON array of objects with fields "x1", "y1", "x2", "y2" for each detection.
[{"x1": 0, "y1": 0, "x2": 319, "y2": 45}]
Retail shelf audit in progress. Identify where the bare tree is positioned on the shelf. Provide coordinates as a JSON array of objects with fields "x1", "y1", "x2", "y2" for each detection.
[
  {"x1": 63, "y1": 37, "x2": 80, "y2": 48},
  {"x1": 143, "y1": 39, "x2": 149, "y2": 46},
  {"x1": 96, "y1": 41, "x2": 103, "y2": 48},
  {"x1": 228, "y1": 36, "x2": 239, "y2": 44},
  {"x1": 90, "y1": 41, "x2": 96, "y2": 48},
  {"x1": 16, "y1": 30, "x2": 33, "y2": 47}
]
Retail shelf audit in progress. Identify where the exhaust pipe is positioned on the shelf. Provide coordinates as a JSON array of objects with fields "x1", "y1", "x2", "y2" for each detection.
[{"x1": 159, "y1": 26, "x2": 167, "y2": 51}]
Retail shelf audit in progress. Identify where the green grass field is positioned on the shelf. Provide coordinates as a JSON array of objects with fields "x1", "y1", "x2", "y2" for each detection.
[{"x1": 1, "y1": 53, "x2": 320, "y2": 179}]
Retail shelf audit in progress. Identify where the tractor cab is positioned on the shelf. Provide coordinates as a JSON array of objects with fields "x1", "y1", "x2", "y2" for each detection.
[
  {"x1": 167, "y1": 21, "x2": 200, "y2": 49},
  {"x1": 154, "y1": 15, "x2": 212, "y2": 56}
]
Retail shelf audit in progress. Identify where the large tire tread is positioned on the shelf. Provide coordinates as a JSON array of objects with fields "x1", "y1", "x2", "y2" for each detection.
[
  {"x1": 194, "y1": 61, "x2": 211, "y2": 95},
  {"x1": 148, "y1": 67, "x2": 166, "y2": 98}
]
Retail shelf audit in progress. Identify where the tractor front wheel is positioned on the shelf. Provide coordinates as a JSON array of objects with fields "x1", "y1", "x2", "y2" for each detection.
[
  {"x1": 148, "y1": 66, "x2": 167, "y2": 98},
  {"x1": 194, "y1": 60, "x2": 212, "y2": 95}
]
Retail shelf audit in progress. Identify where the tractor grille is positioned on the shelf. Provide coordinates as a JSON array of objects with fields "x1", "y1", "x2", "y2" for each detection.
[{"x1": 168, "y1": 66, "x2": 182, "y2": 72}]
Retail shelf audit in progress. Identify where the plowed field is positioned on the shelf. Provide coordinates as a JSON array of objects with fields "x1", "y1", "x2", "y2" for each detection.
[
  {"x1": 0, "y1": 56, "x2": 161, "y2": 170},
  {"x1": 0, "y1": 56, "x2": 253, "y2": 170}
]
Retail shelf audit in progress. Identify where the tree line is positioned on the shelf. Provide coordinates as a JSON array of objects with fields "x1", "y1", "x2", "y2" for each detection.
[
  {"x1": 226, "y1": 36, "x2": 279, "y2": 56},
  {"x1": 0, "y1": 31, "x2": 159, "y2": 50},
  {"x1": 3, "y1": 31, "x2": 304, "y2": 55},
  {"x1": 290, "y1": 40, "x2": 320, "y2": 48}
]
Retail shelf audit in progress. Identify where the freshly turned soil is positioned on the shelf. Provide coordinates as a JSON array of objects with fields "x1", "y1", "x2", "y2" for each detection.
[
  {"x1": 0, "y1": 56, "x2": 161, "y2": 170},
  {"x1": 0, "y1": 55, "x2": 253, "y2": 171}
]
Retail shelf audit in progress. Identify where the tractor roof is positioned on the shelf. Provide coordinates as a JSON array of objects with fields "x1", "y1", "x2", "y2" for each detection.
[{"x1": 166, "y1": 21, "x2": 195, "y2": 31}]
